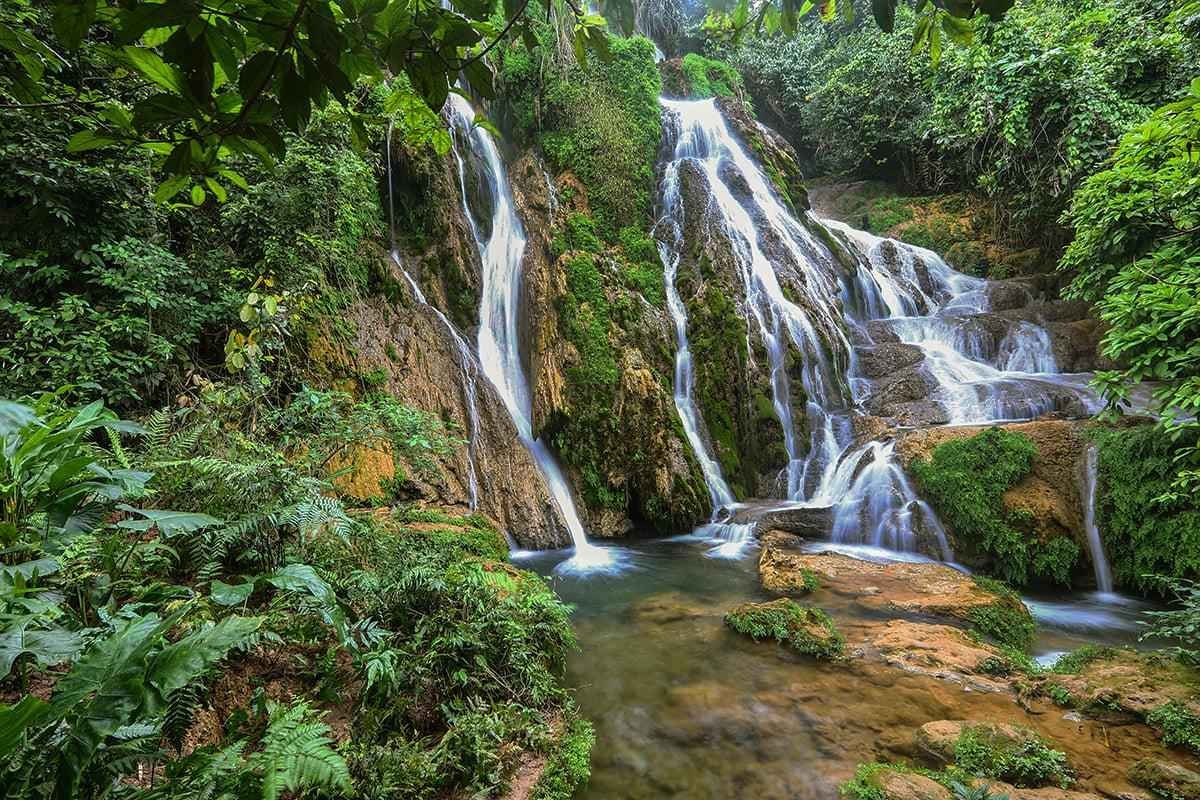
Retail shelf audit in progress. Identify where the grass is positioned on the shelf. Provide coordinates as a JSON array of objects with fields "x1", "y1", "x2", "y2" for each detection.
[{"x1": 724, "y1": 598, "x2": 845, "y2": 659}]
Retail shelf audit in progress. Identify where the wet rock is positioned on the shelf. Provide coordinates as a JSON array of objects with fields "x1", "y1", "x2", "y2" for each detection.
[
  {"x1": 987, "y1": 280, "x2": 1036, "y2": 311},
  {"x1": 1039, "y1": 649, "x2": 1200, "y2": 720},
  {"x1": 1129, "y1": 758, "x2": 1200, "y2": 799},
  {"x1": 725, "y1": 598, "x2": 845, "y2": 659},
  {"x1": 749, "y1": 506, "x2": 832, "y2": 538},
  {"x1": 758, "y1": 544, "x2": 1031, "y2": 630},
  {"x1": 658, "y1": 681, "x2": 793, "y2": 745},
  {"x1": 714, "y1": 96, "x2": 810, "y2": 213},
  {"x1": 628, "y1": 592, "x2": 710, "y2": 626},
  {"x1": 876, "y1": 770, "x2": 952, "y2": 800},
  {"x1": 866, "y1": 368, "x2": 940, "y2": 411},
  {"x1": 759, "y1": 531, "x2": 822, "y2": 594},
  {"x1": 867, "y1": 620, "x2": 1010, "y2": 691},
  {"x1": 915, "y1": 720, "x2": 1035, "y2": 765},
  {"x1": 857, "y1": 343, "x2": 926, "y2": 379}
]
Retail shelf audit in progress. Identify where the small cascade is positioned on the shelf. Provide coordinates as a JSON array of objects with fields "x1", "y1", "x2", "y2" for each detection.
[
  {"x1": 444, "y1": 94, "x2": 616, "y2": 572},
  {"x1": 999, "y1": 322, "x2": 1057, "y2": 373},
  {"x1": 385, "y1": 123, "x2": 480, "y2": 509},
  {"x1": 1081, "y1": 445, "x2": 1114, "y2": 593}
]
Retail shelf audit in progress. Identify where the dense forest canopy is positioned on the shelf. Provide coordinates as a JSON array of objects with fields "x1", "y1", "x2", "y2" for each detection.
[{"x1": 2, "y1": 0, "x2": 1200, "y2": 797}]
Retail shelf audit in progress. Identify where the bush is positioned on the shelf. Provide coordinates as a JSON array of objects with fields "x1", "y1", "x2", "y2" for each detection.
[
  {"x1": 1091, "y1": 426, "x2": 1200, "y2": 592},
  {"x1": 724, "y1": 599, "x2": 845, "y2": 659},
  {"x1": 1147, "y1": 702, "x2": 1200, "y2": 753},
  {"x1": 679, "y1": 53, "x2": 743, "y2": 99},
  {"x1": 954, "y1": 727, "x2": 1073, "y2": 787},
  {"x1": 911, "y1": 428, "x2": 1044, "y2": 585}
]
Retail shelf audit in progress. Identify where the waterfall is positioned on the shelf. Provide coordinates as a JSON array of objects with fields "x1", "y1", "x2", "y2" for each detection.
[
  {"x1": 657, "y1": 99, "x2": 855, "y2": 504},
  {"x1": 444, "y1": 94, "x2": 615, "y2": 572},
  {"x1": 653, "y1": 98, "x2": 1116, "y2": 561},
  {"x1": 384, "y1": 123, "x2": 480, "y2": 509},
  {"x1": 1081, "y1": 445, "x2": 1114, "y2": 593}
]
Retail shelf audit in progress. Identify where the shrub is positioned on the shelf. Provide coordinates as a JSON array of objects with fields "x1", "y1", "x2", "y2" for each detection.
[
  {"x1": 724, "y1": 599, "x2": 845, "y2": 659},
  {"x1": 531, "y1": 714, "x2": 595, "y2": 800},
  {"x1": 679, "y1": 53, "x2": 743, "y2": 99},
  {"x1": 1090, "y1": 426, "x2": 1200, "y2": 592},
  {"x1": 954, "y1": 727, "x2": 1072, "y2": 787},
  {"x1": 911, "y1": 428, "x2": 1040, "y2": 584},
  {"x1": 1147, "y1": 702, "x2": 1200, "y2": 753}
]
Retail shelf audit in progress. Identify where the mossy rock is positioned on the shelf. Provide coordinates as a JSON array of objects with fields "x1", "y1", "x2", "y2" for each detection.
[
  {"x1": 916, "y1": 720, "x2": 1072, "y2": 788},
  {"x1": 967, "y1": 576, "x2": 1037, "y2": 652},
  {"x1": 724, "y1": 598, "x2": 844, "y2": 659}
]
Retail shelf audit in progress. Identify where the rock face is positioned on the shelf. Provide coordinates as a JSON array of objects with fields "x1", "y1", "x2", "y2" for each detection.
[
  {"x1": 866, "y1": 620, "x2": 1010, "y2": 690},
  {"x1": 305, "y1": 265, "x2": 571, "y2": 549},
  {"x1": 895, "y1": 420, "x2": 1092, "y2": 563},
  {"x1": 514, "y1": 156, "x2": 710, "y2": 536},
  {"x1": 1038, "y1": 649, "x2": 1200, "y2": 719}
]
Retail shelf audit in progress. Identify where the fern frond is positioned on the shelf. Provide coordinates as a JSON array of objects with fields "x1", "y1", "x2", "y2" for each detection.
[{"x1": 251, "y1": 701, "x2": 351, "y2": 800}]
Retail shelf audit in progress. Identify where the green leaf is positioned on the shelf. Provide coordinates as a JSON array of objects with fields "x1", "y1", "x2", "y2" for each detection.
[
  {"x1": 211, "y1": 579, "x2": 255, "y2": 606},
  {"x1": 52, "y1": 0, "x2": 97, "y2": 49},
  {"x1": 116, "y1": 506, "x2": 222, "y2": 536},
  {"x1": 66, "y1": 130, "x2": 116, "y2": 152},
  {"x1": 266, "y1": 564, "x2": 336, "y2": 605},
  {"x1": 871, "y1": 0, "x2": 896, "y2": 32},
  {"x1": 0, "y1": 696, "x2": 53, "y2": 761},
  {"x1": 190, "y1": 183, "x2": 206, "y2": 205},
  {"x1": 0, "y1": 622, "x2": 83, "y2": 678},
  {"x1": 122, "y1": 46, "x2": 187, "y2": 95},
  {"x1": 153, "y1": 174, "x2": 190, "y2": 203},
  {"x1": 148, "y1": 616, "x2": 262, "y2": 701}
]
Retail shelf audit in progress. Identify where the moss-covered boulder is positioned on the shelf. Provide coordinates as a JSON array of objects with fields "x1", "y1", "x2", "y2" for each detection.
[
  {"x1": 724, "y1": 598, "x2": 844, "y2": 659},
  {"x1": 1129, "y1": 758, "x2": 1200, "y2": 800}
]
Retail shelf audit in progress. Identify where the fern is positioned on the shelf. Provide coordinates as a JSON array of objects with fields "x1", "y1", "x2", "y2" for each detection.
[
  {"x1": 250, "y1": 700, "x2": 351, "y2": 800},
  {"x1": 164, "y1": 683, "x2": 203, "y2": 750}
]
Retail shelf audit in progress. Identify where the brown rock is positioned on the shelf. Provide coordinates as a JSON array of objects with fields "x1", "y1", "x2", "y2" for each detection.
[
  {"x1": 1129, "y1": 759, "x2": 1200, "y2": 800},
  {"x1": 1042, "y1": 649, "x2": 1200, "y2": 719},
  {"x1": 868, "y1": 620, "x2": 1009, "y2": 690},
  {"x1": 915, "y1": 720, "x2": 1035, "y2": 765},
  {"x1": 759, "y1": 531, "x2": 821, "y2": 594},
  {"x1": 328, "y1": 440, "x2": 395, "y2": 502},
  {"x1": 877, "y1": 770, "x2": 952, "y2": 800},
  {"x1": 629, "y1": 592, "x2": 709, "y2": 625}
]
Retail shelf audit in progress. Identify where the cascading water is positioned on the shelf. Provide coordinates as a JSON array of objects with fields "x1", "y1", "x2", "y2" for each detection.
[
  {"x1": 444, "y1": 94, "x2": 617, "y2": 572},
  {"x1": 657, "y1": 98, "x2": 855, "y2": 505},
  {"x1": 385, "y1": 123, "x2": 480, "y2": 509},
  {"x1": 1080, "y1": 445, "x2": 1114, "y2": 593},
  {"x1": 654, "y1": 98, "x2": 1116, "y2": 561}
]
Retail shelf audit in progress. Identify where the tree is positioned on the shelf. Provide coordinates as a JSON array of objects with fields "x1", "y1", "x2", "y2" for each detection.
[{"x1": 0, "y1": 0, "x2": 630, "y2": 203}]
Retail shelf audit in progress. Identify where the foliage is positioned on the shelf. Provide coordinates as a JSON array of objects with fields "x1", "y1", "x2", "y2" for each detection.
[
  {"x1": 679, "y1": 53, "x2": 743, "y2": 99},
  {"x1": 496, "y1": 28, "x2": 663, "y2": 237},
  {"x1": 1147, "y1": 702, "x2": 1200, "y2": 753},
  {"x1": 724, "y1": 599, "x2": 845, "y2": 659},
  {"x1": 1091, "y1": 426, "x2": 1200, "y2": 592},
  {"x1": 531, "y1": 713, "x2": 596, "y2": 800},
  {"x1": 912, "y1": 428, "x2": 1047, "y2": 585},
  {"x1": 1141, "y1": 577, "x2": 1200, "y2": 663},
  {"x1": 0, "y1": 0, "x2": 629, "y2": 202},
  {"x1": 1050, "y1": 645, "x2": 1121, "y2": 674},
  {"x1": 1063, "y1": 80, "x2": 1200, "y2": 498},
  {"x1": 968, "y1": 601, "x2": 1036, "y2": 653},
  {"x1": 954, "y1": 727, "x2": 1073, "y2": 787},
  {"x1": 735, "y1": 0, "x2": 1196, "y2": 253}
]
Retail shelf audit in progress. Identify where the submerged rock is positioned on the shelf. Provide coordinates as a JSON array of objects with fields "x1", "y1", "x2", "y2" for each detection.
[
  {"x1": 1129, "y1": 758, "x2": 1200, "y2": 799},
  {"x1": 724, "y1": 598, "x2": 844, "y2": 659}
]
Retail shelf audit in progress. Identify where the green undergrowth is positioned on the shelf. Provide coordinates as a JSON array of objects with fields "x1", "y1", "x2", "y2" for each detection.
[
  {"x1": 678, "y1": 53, "x2": 743, "y2": 99},
  {"x1": 913, "y1": 428, "x2": 1079, "y2": 587},
  {"x1": 1091, "y1": 426, "x2": 1200, "y2": 593},
  {"x1": 0, "y1": 392, "x2": 592, "y2": 800},
  {"x1": 968, "y1": 577, "x2": 1037, "y2": 652},
  {"x1": 724, "y1": 599, "x2": 844, "y2": 659},
  {"x1": 1147, "y1": 702, "x2": 1200, "y2": 754},
  {"x1": 953, "y1": 727, "x2": 1072, "y2": 788}
]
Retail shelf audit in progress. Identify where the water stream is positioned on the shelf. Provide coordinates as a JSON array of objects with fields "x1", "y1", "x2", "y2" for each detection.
[
  {"x1": 444, "y1": 95, "x2": 619, "y2": 573},
  {"x1": 1081, "y1": 444, "x2": 1115, "y2": 593}
]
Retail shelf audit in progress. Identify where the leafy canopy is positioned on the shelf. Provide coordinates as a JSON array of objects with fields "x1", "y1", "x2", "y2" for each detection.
[{"x1": 0, "y1": 0, "x2": 633, "y2": 202}]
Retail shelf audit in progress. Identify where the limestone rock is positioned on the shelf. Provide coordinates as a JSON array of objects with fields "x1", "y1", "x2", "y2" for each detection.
[
  {"x1": 915, "y1": 720, "x2": 1035, "y2": 765},
  {"x1": 867, "y1": 620, "x2": 1009, "y2": 690},
  {"x1": 876, "y1": 770, "x2": 952, "y2": 800},
  {"x1": 1129, "y1": 759, "x2": 1200, "y2": 800}
]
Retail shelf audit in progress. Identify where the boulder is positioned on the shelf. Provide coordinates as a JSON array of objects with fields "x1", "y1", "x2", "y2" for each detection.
[
  {"x1": 1129, "y1": 759, "x2": 1200, "y2": 800},
  {"x1": 873, "y1": 769, "x2": 952, "y2": 800},
  {"x1": 867, "y1": 620, "x2": 1010, "y2": 690},
  {"x1": 759, "y1": 531, "x2": 822, "y2": 594},
  {"x1": 724, "y1": 598, "x2": 844, "y2": 659},
  {"x1": 857, "y1": 343, "x2": 926, "y2": 379}
]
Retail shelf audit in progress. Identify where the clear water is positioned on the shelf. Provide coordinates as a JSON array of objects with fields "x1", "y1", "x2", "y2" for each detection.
[{"x1": 522, "y1": 539, "x2": 1159, "y2": 799}]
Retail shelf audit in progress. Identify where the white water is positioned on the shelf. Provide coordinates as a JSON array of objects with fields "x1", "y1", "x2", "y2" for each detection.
[
  {"x1": 385, "y1": 123, "x2": 480, "y2": 509},
  {"x1": 444, "y1": 95, "x2": 618, "y2": 573},
  {"x1": 1080, "y1": 445, "x2": 1114, "y2": 593}
]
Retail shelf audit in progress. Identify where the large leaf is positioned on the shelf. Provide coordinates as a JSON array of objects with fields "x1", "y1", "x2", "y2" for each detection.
[
  {"x1": 116, "y1": 505, "x2": 222, "y2": 536},
  {"x1": 211, "y1": 579, "x2": 255, "y2": 606},
  {"x1": 0, "y1": 621, "x2": 83, "y2": 678},
  {"x1": 52, "y1": 0, "x2": 97, "y2": 49},
  {"x1": 0, "y1": 695, "x2": 53, "y2": 761},
  {"x1": 265, "y1": 564, "x2": 335, "y2": 605},
  {"x1": 147, "y1": 616, "x2": 262, "y2": 703},
  {"x1": 871, "y1": 0, "x2": 896, "y2": 32},
  {"x1": 122, "y1": 46, "x2": 187, "y2": 95}
]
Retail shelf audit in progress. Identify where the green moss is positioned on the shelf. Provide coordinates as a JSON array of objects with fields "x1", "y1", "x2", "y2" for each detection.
[
  {"x1": 912, "y1": 428, "x2": 1042, "y2": 585},
  {"x1": 680, "y1": 53, "x2": 743, "y2": 99},
  {"x1": 531, "y1": 713, "x2": 594, "y2": 800},
  {"x1": 1148, "y1": 702, "x2": 1200, "y2": 753},
  {"x1": 1031, "y1": 537, "x2": 1081, "y2": 588},
  {"x1": 724, "y1": 599, "x2": 844, "y2": 659},
  {"x1": 968, "y1": 576, "x2": 1036, "y2": 652},
  {"x1": 1050, "y1": 644, "x2": 1121, "y2": 674},
  {"x1": 954, "y1": 727, "x2": 1073, "y2": 788},
  {"x1": 978, "y1": 644, "x2": 1040, "y2": 677},
  {"x1": 362, "y1": 367, "x2": 389, "y2": 387},
  {"x1": 1092, "y1": 425, "x2": 1200, "y2": 593}
]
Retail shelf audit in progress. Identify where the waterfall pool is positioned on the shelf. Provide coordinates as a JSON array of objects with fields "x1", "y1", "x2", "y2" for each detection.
[{"x1": 521, "y1": 537, "x2": 1163, "y2": 799}]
